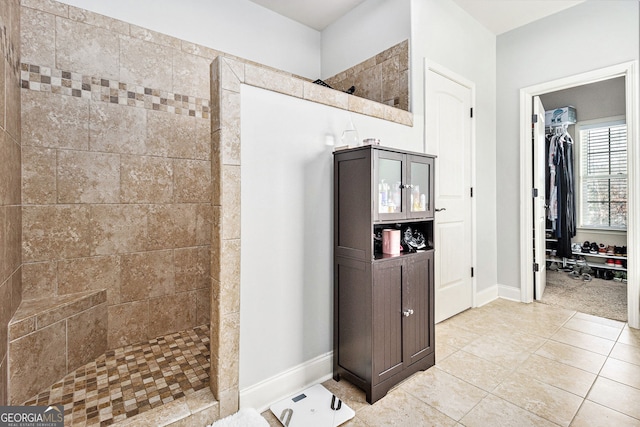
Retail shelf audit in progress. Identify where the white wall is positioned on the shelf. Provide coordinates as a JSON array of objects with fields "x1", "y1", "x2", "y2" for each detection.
[
  {"x1": 240, "y1": 84, "x2": 416, "y2": 407},
  {"x1": 410, "y1": 0, "x2": 498, "y2": 294},
  {"x1": 320, "y1": 0, "x2": 411, "y2": 79},
  {"x1": 496, "y1": 0, "x2": 639, "y2": 291},
  {"x1": 55, "y1": 0, "x2": 322, "y2": 78}
]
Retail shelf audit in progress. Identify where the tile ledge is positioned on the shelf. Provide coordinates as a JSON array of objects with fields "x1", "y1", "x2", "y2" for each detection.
[{"x1": 10, "y1": 290, "x2": 105, "y2": 325}]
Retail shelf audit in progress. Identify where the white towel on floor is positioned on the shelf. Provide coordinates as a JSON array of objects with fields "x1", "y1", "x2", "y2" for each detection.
[{"x1": 208, "y1": 408, "x2": 269, "y2": 427}]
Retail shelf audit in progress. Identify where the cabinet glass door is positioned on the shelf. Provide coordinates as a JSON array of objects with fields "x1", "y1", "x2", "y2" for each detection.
[
  {"x1": 376, "y1": 152, "x2": 405, "y2": 220},
  {"x1": 408, "y1": 156, "x2": 434, "y2": 218}
]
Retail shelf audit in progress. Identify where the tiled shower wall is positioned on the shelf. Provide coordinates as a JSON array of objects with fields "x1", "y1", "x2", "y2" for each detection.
[
  {"x1": 19, "y1": 0, "x2": 214, "y2": 351},
  {"x1": 0, "y1": 0, "x2": 21, "y2": 406},
  {"x1": 325, "y1": 40, "x2": 409, "y2": 111}
]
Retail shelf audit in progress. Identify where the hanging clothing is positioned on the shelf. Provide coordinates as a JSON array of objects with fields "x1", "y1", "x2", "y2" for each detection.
[{"x1": 546, "y1": 125, "x2": 576, "y2": 258}]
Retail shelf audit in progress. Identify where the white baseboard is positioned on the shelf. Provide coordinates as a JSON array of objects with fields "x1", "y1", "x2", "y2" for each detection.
[
  {"x1": 239, "y1": 352, "x2": 333, "y2": 413},
  {"x1": 475, "y1": 285, "x2": 498, "y2": 307},
  {"x1": 497, "y1": 284, "x2": 522, "y2": 302}
]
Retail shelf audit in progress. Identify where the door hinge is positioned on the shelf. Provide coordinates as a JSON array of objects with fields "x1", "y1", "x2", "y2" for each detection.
[
  {"x1": 470, "y1": 187, "x2": 474, "y2": 197},
  {"x1": 532, "y1": 114, "x2": 538, "y2": 124},
  {"x1": 470, "y1": 108, "x2": 474, "y2": 118},
  {"x1": 532, "y1": 188, "x2": 538, "y2": 198},
  {"x1": 533, "y1": 263, "x2": 539, "y2": 272},
  {"x1": 471, "y1": 267, "x2": 474, "y2": 278}
]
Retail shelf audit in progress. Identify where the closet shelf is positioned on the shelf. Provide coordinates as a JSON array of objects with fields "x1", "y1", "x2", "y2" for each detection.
[
  {"x1": 547, "y1": 256, "x2": 627, "y2": 272},
  {"x1": 571, "y1": 251, "x2": 627, "y2": 260}
]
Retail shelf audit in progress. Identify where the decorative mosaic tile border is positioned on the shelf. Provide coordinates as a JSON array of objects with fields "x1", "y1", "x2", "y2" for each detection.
[{"x1": 21, "y1": 62, "x2": 210, "y2": 119}]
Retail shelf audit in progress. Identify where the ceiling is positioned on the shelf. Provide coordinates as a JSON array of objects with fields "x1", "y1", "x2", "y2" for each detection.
[{"x1": 249, "y1": 0, "x2": 585, "y2": 34}]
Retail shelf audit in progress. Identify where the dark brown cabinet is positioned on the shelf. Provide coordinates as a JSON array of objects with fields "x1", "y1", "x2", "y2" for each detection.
[{"x1": 333, "y1": 145, "x2": 436, "y2": 404}]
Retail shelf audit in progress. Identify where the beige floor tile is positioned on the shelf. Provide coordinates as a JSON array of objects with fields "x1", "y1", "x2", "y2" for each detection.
[
  {"x1": 618, "y1": 325, "x2": 640, "y2": 348},
  {"x1": 550, "y1": 327, "x2": 616, "y2": 356},
  {"x1": 436, "y1": 350, "x2": 514, "y2": 392},
  {"x1": 571, "y1": 400, "x2": 640, "y2": 427},
  {"x1": 535, "y1": 340, "x2": 606, "y2": 374},
  {"x1": 610, "y1": 341, "x2": 640, "y2": 366},
  {"x1": 401, "y1": 367, "x2": 486, "y2": 421},
  {"x1": 493, "y1": 371, "x2": 583, "y2": 427},
  {"x1": 484, "y1": 329, "x2": 547, "y2": 353},
  {"x1": 572, "y1": 312, "x2": 626, "y2": 329},
  {"x1": 600, "y1": 357, "x2": 640, "y2": 390},
  {"x1": 460, "y1": 394, "x2": 558, "y2": 427},
  {"x1": 563, "y1": 317, "x2": 623, "y2": 341},
  {"x1": 516, "y1": 354, "x2": 596, "y2": 397},
  {"x1": 436, "y1": 342, "x2": 458, "y2": 362},
  {"x1": 357, "y1": 388, "x2": 457, "y2": 427},
  {"x1": 587, "y1": 377, "x2": 640, "y2": 419},
  {"x1": 461, "y1": 336, "x2": 533, "y2": 367},
  {"x1": 435, "y1": 322, "x2": 482, "y2": 349}
]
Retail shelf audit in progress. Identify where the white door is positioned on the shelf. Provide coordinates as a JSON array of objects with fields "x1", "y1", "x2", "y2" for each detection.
[
  {"x1": 426, "y1": 67, "x2": 473, "y2": 323},
  {"x1": 533, "y1": 96, "x2": 547, "y2": 299}
]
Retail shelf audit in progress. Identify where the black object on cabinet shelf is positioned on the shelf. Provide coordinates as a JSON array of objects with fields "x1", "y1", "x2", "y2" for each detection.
[{"x1": 333, "y1": 145, "x2": 436, "y2": 404}]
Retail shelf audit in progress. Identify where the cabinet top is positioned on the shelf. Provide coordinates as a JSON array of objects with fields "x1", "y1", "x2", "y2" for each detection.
[{"x1": 333, "y1": 144, "x2": 436, "y2": 159}]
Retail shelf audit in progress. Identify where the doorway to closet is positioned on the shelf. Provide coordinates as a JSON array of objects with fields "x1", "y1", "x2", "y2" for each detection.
[
  {"x1": 519, "y1": 61, "x2": 640, "y2": 329},
  {"x1": 537, "y1": 78, "x2": 628, "y2": 321}
]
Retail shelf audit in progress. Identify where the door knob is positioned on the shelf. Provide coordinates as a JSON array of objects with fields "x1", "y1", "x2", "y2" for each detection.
[
  {"x1": 402, "y1": 309, "x2": 414, "y2": 317},
  {"x1": 435, "y1": 208, "x2": 446, "y2": 212}
]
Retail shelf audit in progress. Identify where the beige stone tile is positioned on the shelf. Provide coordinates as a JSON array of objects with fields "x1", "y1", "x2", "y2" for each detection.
[
  {"x1": 21, "y1": 90, "x2": 89, "y2": 150},
  {"x1": 67, "y1": 303, "x2": 108, "y2": 372},
  {"x1": 210, "y1": 206, "x2": 221, "y2": 280},
  {"x1": 535, "y1": 340, "x2": 606, "y2": 374},
  {"x1": 23, "y1": 205, "x2": 91, "y2": 262},
  {"x1": 175, "y1": 247, "x2": 210, "y2": 293},
  {"x1": 8, "y1": 320, "x2": 66, "y2": 405},
  {"x1": 348, "y1": 95, "x2": 385, "y2": 120},
  {"x1": 571, "y1": 400, "x2": 640, "y2": 427},
  {"x1": 0, "y1": 357, "x2": 6, "y2": 407},
  {"x1": 401, "y1": 368, "x2": 486, "y2": 421},
  {"x1": 460, "y1": 394, "x2": 558, "y2": 427},
  {"x1": 436, "y1": 342, "x2": 458, "y2": 363},
  {"x1": 572, "y1": 312, "x2": 626, "y2": 329},
  {"x1": 218, "y1": 386, "x2": 239, "y2": 418},
  {"x1": 147, "y1": 204, "x2": 197, "y2": 250},
  {"x1": 493, "y1": 371, "x2": 583, "y2": 427},
  {"x1": 57, "y1": 150, "x2": 120, "y2": 203},
  {"x1": 461, "y1": 336, "x2": 532, "y2": 367},
  {"x1": 36, "y1": 290, "x2": 106, "y2": 329},
  {"x1": 22, "y1": 146, "x2": 56, "y2": 205},
  {"x1": 181, "y1": 41, "x2": 220, "y2": 60},
  {"x1": 221, "y1": 165, "x2": 240, "y2": 240},
  {"x1": 211, "y1": 131, "x2": 222, "y2": 204},
  {"x1": 90, "y1": 102, "x2": 147, "y2": 155},
  {"x1": 610, "y1": 341, "x2": 640, "y2": 366},
  {"x1": 195, "y1": 118, "x2": 211, "y2": 161},
  {"x1": 384, "y1": 105, "x2": 413, "y2": 126},
  {"x1": 116, "y1": 397, "x2": 190, "y2": 427},
  {"x1": 0, "y1": 279, "x2": 9, "y2": 358},
  {"x1": 5, "y1": 65, "x2": 20, "y2": 144},
  {"x1": 303, "y1": 81, "x2": 350, "y2": 110},
  {"x1": 195, "y1": 204, "x2": 213, "y2": 246},
  {"x1": 20, "y1": 6, "x2": 56, "y2": 67},
  {"x1": 56, "y1": 17, "x2": 120, "y2": 79},
  {"x1": 600, "y1": 357, "x2": 640, "y2": 390},
  {"x1": 245, "y1": 63, "x2": 304, "y2": 98},
  {"x1": 563, "y1": 317, "x2": 623, "y2": 341},
  {"x1": 90, "y1": 204, "x2": 148, "y2": 255},
  {"x1": 120, "y1": 155, "x2": 173, "y2": 203},
  {"x1": 21, "y1": 0, "x2": 68, "y2": 17},
  {"x1": 0, "y1": 53, "x2": 4, "y2": 131},
  {"x1": 67, "y1": 5, "x2": 129, "y2": 34},
  {"x1": 173, "y1": 159, "x2": 211, "y2": 203},
  {"x1": 220, "y1": 239, "x2": 240, "y2": 315},
  {"x1": 147, "y1": 110, "x2": 197, "y2": 159},
  {"x1": 381, "y1": 56, "x2": 400, "y2": 103},
  {"x1": 107, "y1": 300, "x2": 149, "y2": 348},
  {"x1": 120, "y1": 250, "x2": 174, "y2": 303},
  {"x1": 219, "y1": 313, "x2": 240, "y2": 390},
  {"x1": 437, "y1": 350, "x2": 514, "y2": 392},
  {"x1": 618, "y1": 325, "x2": 640, "y2": 348},
  {"x1": 196, "y1": 286, "x2": 211, "y2": 327},
  {"x1": 5, "y1": 205, "x2": 21, "y2": 276},
  {"x1": 321, "y1": 378, "x2": 369, "y2": 413},
  {"x1": 0, "y1": 132, "x2": 20, "y2": 205},
  {"x1": 57, "y1": 255, "x2": 120, "y2": 304},
  {"x1": 173, "y1": 50, "x2": 212, "y2": 100},
  {"x1": 550, "y1": 326, "x2": 616, "y2": 356},
  {"x1": 517, "y1": 354, "x2": 596, "y2": 397},
  {"x1": 358, "y1": 387, "x2": 457, "y2": 426},
  {"x1": 0, "y1": 207, "x2": 4, "y2": 280},
  {"x1": 120, "y1": 35, "x2": 173, "y2": 89},
  {"x1": 219, "y1": 90, "x2": 240, "y2": 166},
  {"x1": 220, "y1": 57, "x2": 244, "y2": 93},
  {"x1": 354, "y1": 64, "x2": 382, "y2": 104},
  {"x1": 129, "y1": 24, "x2": 181, "y2": 49},
  {"x1": 587, "y1": 376, "x2": 640, "y2": 420},
  {"x1": 21, "y1": 261, "x2": 57, "y2": 300},
  {"x1": 148, "y1": 291, "x2": 197, "y2": 339},
  {"x1": 9, "y1": 268, "x2": 21, "y2": 320}
]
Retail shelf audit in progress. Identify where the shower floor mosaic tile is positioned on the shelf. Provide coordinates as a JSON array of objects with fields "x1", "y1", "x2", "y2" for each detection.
[{"x1": 23, "y1": 325, "x2": 210, "y2": 426}]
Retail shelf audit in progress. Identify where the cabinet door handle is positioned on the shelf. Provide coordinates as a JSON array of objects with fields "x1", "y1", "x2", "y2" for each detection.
[
  {"x1": 402, "y1": 309, "x2": 414, "y2": 317},
  {"x1": 435, "y1": 208, "x2": 446, "y2": 212},
  {"x1": 401, "y1": 184, "x2": 414, "y2": 189}
]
